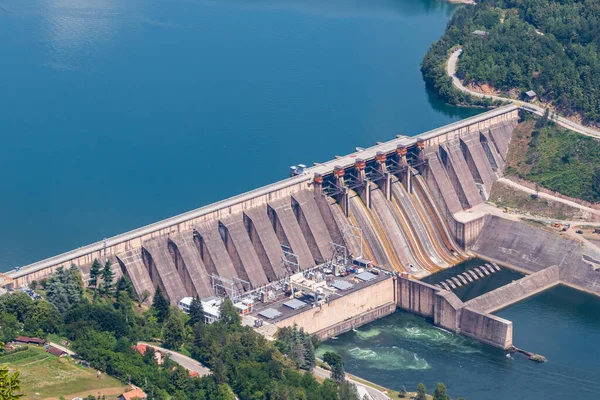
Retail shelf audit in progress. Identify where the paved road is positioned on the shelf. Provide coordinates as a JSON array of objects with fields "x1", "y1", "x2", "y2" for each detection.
[
  {"x1": 497, "y1": 178, "x2": 600, "y2": 218},
  {"x1": 447, "y1": 49, "x2": 600, "y2": 139},
  {"x1": 313, "y1": 366, "x2": 390, "y2": 400},
  {"x1": 138, "y1": 342, "x2": 211, "y2": 377}
]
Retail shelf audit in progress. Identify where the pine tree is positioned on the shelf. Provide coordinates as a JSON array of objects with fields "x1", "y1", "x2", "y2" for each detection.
[
  {"x1": 323, "y1": 352, "x2": 345, "y2": 382},
  {"x1": 89, "y1": 259, "x2": 102, "y2": 289},
  {"x1": 101, "y1": 261, "x2": 114, "y2": 294},
  {"x1": 188, "y1": 296, "x2": 205, "y2": 326},
  {"x1": 416, "y1": 383, "x2": 427, "y2": 400},
  {"x1": 152, "y1": 286, "x2": 170, "y2": 323},
  {"x1": 303, "y1": 336, "x2": 316, "y2": 370},
  {"x1": 433, "y1": 383, "x2": 450, "y2": 400}
]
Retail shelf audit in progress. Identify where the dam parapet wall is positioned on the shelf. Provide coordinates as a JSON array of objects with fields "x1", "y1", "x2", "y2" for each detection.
[{"x1": 465, "y1": 265, "x2": 560, "y2": 313}]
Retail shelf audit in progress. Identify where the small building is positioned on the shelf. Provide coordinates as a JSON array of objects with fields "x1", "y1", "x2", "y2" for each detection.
[
  {"x1": 119, "y1": 388, "x2": 147, "y2": 400},
  {"x1": 14, "y1": 336, "x2": 45, "y2": 345},
  {"x1": 47, "y1": 345, "x2": 67, "y2": 357},
  {"x1": 178, "y1": 296, "x2": 222, "y2": 324},
  {"x1": 472, "y1": 30, "x2": 489, "y2": 37},
  {"x1": 524, "y1": 90, "x2": 537, "y2": 102}
]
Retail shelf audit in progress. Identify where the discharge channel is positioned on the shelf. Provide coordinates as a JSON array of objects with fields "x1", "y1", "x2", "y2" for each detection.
[{"x1": 318, "y1": 285, "x2": 600, "y2": 400}]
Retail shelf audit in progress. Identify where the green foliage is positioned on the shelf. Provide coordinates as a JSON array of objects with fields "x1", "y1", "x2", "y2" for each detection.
[
  {"x1": 100, "y1": 261, "x2": 115, "y2": 294},
  {"x1": 163, "y1": 310, "x2": 186, "y2": 350},
  {"x1": 89, "y1": 259, "x2": 102, "y2": 288},
  {"x1": 0, "y1": 342, "x2": 24, "y2": 399},
  {"x1": 323, "y1": 351, "x2": 345, "y2": 382},
  {"x1": 152, "y1": 286, "x2": 170, "y2": 323},
  {"x1": 519, "y1": 124, "x2": 600, "y2": 202},
  {"x1": 188, "y1": 297, "x2": 205, "y2": 327},
  {"x1": 275, "y1": 325, "x2": 316, "y2": 370},
  {"x1": 433, "y1": 382, "x2": 450, "y2": 400},
  {"x1": 416, "y1": 383, "x2": 427, "y2": 400},
  {"x1": 423, "y1": 0, "x2": 600, "y2": 122},
  {"x1": 23, "y1": 301, "x2": 61, "y2": 335},
  {"x1": 45, "y1": 265, "x2": 83, "y2": 315},
  {"x1": 218, "y1": 299, "x2": 241, "y2": 327}
]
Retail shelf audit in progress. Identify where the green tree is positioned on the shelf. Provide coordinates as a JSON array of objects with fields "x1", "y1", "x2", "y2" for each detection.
[
  {"x1": 218, "y1": 299, "x2": 240, "y2": 327},
  {"x1": 24, "y1": 301, "x2": 61, "y2": 334},
  {"x1": 433, "y1": 382, "x2": 450, "y2": 400},
  {"x1": 416, "y1": 383, "x2": 427, "y2": 400},
  {"x1": 101, "y1": 261, "x2": 114, "y2": 294},
  {"x1": 152, "y1": 286, "x2": 170, "y2": 323},
  {"x1": 338, "y1": 381, "x2": 359, "y2": 400},
  {"x1": 28, "y1": 281, "x2": 37, "y2": 291},
  {"x1": 188, "y1": 297, "x2": 205, "y2": 326},
  {"x1": 163, "y1": 311, "x2": 185, "y2": 350},
  {"x1": 0, "y1": 342, "x2": 24, "y2": 399},
  {"x1": 323, "y1": 351, "x2": 345, "y2": 382},
  {"x1": 116, "y1": 276, "x2": 135, "y2": 299},
  {"x1": 89, "y1": 259, "x2": 102, "y2": 289},
  {"x1": 44, "y1": 266, "x2": 82, "y2": 315}
]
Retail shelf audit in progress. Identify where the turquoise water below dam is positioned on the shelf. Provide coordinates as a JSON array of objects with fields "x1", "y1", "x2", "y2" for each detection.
[
  {"x1": 0, "y1": 0, "x2": 479, "y2": 270},
  {"x1": 318, "y1": 285, "x2": 600, "y2": 399}
]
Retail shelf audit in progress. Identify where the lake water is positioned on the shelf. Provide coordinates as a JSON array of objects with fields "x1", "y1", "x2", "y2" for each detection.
[
  {"x1": 0, "y1": 0, "x2": 479, "y2": 270},
  {"x1": 317, "y1": 285, "x2": 600, "y2": 400}
]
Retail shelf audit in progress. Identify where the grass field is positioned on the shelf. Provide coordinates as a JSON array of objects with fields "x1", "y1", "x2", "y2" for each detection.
[{"x1": 1, "y1": 346, "x2": 128, "y2": 400}]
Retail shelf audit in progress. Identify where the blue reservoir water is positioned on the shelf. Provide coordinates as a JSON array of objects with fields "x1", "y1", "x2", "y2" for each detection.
[
  {"x1": 0, "y1": 0, "x2": 479, "y2": 269},
  {"x1": 318, "y1": 285, "x2": 600, "y2": 400}
]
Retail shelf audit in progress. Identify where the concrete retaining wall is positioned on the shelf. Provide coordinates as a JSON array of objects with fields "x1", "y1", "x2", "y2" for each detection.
[
  {"x1": 276, "y1": 277, "x2": 395, "y2": 335},
  {"x1": 465, "y1": 265, "x2": 560, "y2": 313},
  {"x1": 459, "y1": 308, "x2": 513, "y2": 349},
  {"x1": 312, "y1": 303, "x2": 397, "y2": 340},
  {"x1": 396, "y1": 276, "x2": 514, "y2": 349},
  {"x1": 472, "y1": 216, "x2": 600, "y2": 295}
]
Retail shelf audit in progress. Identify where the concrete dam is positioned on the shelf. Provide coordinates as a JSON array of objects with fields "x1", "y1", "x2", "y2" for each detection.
[
  {"x1": 3, "y1": 106, "x2": 517, "y2": 296},
  {"x1": 8, "y1": 104, "x2": 596, "y2": 349}
]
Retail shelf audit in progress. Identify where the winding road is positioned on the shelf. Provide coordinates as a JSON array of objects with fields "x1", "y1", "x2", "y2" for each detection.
[
  {"x1": 447, "y1": 49, "x2": 600, "y2": 139},
  {"x1": 138, "y1": 342, "x2": 211, "y2": 377}
]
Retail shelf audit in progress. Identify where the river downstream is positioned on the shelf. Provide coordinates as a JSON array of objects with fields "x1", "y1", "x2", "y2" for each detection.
[{"x1": 317, "y1": 285, "x2": 600, "y2": 399}]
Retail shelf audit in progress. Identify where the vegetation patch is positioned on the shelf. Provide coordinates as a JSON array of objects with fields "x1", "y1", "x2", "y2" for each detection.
[
  {"x1": 503, "y1": 116, "x2": 600, "y2": 203},
  {"x1": 0, "y1": 346, "x2": 126, "y2": 399},
  {"x1": 422, "y1": 0, "x2": 600, "y2": 123}
]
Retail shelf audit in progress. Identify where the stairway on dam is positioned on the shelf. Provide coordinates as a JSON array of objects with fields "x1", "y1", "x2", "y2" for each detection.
[{"x1": 435, "y1": 263, "x2": 501, "y2": 291}]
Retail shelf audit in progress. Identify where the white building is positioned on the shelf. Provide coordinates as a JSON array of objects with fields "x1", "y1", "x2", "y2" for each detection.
[{"x1": 178, "y1": 296, "x2": 222, "y2": 324}]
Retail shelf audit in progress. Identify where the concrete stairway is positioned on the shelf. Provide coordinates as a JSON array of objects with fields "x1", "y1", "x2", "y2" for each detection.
[
  {"x1": 425, "y1": 152, "x2": 463, "y2": 214},
  {"x1": 143, "y1": 237, "x2": 188, "y2": 305},
  {"x1": 291, "y1": 190, "x2": 334, "y2": 263},
  {"x1": 435, "y1": 264, "x2": 502, "y2": 291},
  {"x1": 460, "y1": 133, "x2": 496, "y2": 196},
  {"x1": 243, "y1": 206, "x2": 288, "y2": 279},
  {"x1": 116, "y1": 248, "x2": 155, "y2": 301},
  {"x1": 169, "y1": 231, "x2": 214, "y2": 298},
  {"x1": 220, "y1": 214, "x2": 270, "y2": 288},
  {"x1": 268, "y1": 198, "x2": 316, "y2": 270},
  {"x1": 328, "y1": 200, "x2": 363, "y2": 258},
  {"x1": 441, "y1": 142, "x2": 483, "y2": 208},
  {"x1": 195, "y1": 220, "x2": 241, "y2": 283}
]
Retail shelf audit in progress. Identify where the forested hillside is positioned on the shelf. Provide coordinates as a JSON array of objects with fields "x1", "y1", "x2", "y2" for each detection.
[{"x1": 422, "y1": 0, "x2": 600, "y2": 123}]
